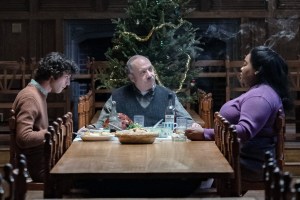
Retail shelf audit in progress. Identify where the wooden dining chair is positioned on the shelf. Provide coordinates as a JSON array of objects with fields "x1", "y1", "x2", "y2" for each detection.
[
  {"x1": 84, "y1": 90, "x2": 94, "y2": 126},
  {"x1": 241, "y1": 109, "x2": 285, "y2": 192},
  {"x1": 2, "y1": 160, "x2": 27, "y2": 200},
  {"x1": 44, "y1": 130, "x2": 55, "y2": 198},
  {"x1": 198, "y1": 90, "x2": 213, "y2": 128},
  {"x1": 213, "y1": 112, "x2": 233, "y2": 196},
  {"x1": 214, "y1": 110, "x2": 286, "y2": 196},
  {"x1": 62, "y1": 112, "x2": 74, "y2": 150},
  {"x1": 2, "y1": 153, "x2": 45, "y2": 200},
  {"x1": 214, "y1": 112, "x2": 230, "y2": 158},
  {"x1": 77, "y1": 95, "x2": 85, "y2": 129},
  {"x1": 77, "y1": 91, "x2": 94, "y2": 130},
  {"x1": 9, "y1": 109, "x2": 44, "y2": 191},
  {"x1": 50, "y1": 113, "x2": 73, "y2": 160},
  {"x1": 8, "y1": 110, "x2": 77, "y2": 198},
  {"x1": 1, "y1": 149, "x2": 54, "y2": 200},
  {"x1": 227, "y1": 126, "x2": 242, "y2": 196},
  {"x1": 286, "y1": 59, "x2": 300, "y2": 139},
  {"x1": 8, "y1": 109, "x2": 17, "y2": 168},
  {"x1": 263, "y1": 158, "x2": 300, "y2": 200},
  {"x1": 274, "y1": 109, "x2": 285, "y2": 170},
  {"x1": 52, "y1": 120, "x2": 64, "y2": 160}
]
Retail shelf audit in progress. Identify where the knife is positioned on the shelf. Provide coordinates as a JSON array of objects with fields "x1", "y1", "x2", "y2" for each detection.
[
  {"x1": 153, "y1": 119, "x2": 163, "y2": 128},
  {"x1": 108, "y1": 123, "x2": 123, "y2": 131}
]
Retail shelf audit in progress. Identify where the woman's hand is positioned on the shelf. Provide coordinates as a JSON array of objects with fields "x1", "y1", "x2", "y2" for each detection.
[
  {"x1": 191, "y1": 122, "x2": 201, "y2": 127},
  {"x1": 185, "y1": 126, "x2": 205, "y2": 141}
]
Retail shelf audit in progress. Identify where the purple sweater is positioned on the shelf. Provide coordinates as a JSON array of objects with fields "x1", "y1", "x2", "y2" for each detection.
[{"x1": 204, "y1": 84, "x2": 283, "y2": 142}]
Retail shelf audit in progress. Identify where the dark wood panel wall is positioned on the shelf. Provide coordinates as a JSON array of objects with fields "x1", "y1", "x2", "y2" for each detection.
[{"x1": 0, "y1": 0, "x2": 299, "y2": 60}]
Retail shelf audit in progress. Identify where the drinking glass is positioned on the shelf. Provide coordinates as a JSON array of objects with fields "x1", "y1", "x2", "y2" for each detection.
[
  {"x1": 133, "y1": 115, "x2": 144, "y2": 127},
  {"x1": 186, "y1": 119, "x2": 194, "y2": 129},
  {"x1": 176, "y1": 117, "x2": 187, "y2": 128}
]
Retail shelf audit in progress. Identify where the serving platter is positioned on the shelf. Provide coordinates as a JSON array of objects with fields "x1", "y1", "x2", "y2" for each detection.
[
  {"x1": 115, "y1": 129, "x2": 158, "y2": 144},
  {"x1": 81, "y1": 134, "x2": 114, "y2": 141},
  {"x1": 79, "y1": 128, "x2": 114, "y2": 141}
]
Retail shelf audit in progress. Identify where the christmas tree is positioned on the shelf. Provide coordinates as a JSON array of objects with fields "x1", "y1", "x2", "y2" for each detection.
[{"x1": 101, "y1": 0, "x2": 202, "y2": 101}]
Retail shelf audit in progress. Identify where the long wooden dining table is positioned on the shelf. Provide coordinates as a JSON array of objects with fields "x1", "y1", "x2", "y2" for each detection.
[{"x1": 49, "y1": 138, "x2": 234, "y2": 198}]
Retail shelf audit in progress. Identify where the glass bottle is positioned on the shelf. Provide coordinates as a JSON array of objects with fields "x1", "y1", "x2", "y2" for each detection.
[
  {"x1": 165, "y1": 93, "x2": 175, "y2": 123},
  {"x1": 109, "y1": 101, "x2": 120, "y2": 132}
]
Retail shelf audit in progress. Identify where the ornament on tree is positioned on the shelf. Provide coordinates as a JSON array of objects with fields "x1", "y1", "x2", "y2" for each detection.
[
  {"x1": 190, "y1": 79, "x2": 196, "y2": 87},
  {"x1": 160, "y1": 40, "x2": 164, "y2": 46},
  {"x1": 113, "y1": 45, "x2": 120, "y2": 50}
]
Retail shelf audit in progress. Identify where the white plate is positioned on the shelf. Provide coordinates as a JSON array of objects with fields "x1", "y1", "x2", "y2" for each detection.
[
  {"x1": 78, "y1": 127, "x2": 109, "y2": 134},
  {"x1": 80, "y1": 134, "x2": 114, "y2": 141}
]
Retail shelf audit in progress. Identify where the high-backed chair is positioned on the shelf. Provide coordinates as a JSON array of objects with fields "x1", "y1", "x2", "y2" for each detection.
[
  {"x1": 214, "y1": 112, "x2": 230, "y2": 157},
  {"x1": 241, "y1": 109, "x2": 285, "y2": 193},
  {"x1": 274, "y1": 109, "x2": 285, "y2": 170},
  {"x1": 77, "y1": 90, "x2": 94, "y2": 129},
  {"x1": 214, "y1": 112, "x2": 238, "y2": 196},
  {"x1": 62, "y1": 112, "x2": 74, "y2": 151},
  {"x1": 8, "y1": 110, "x2": 74, "y2": 191},
  {"x1": 2, "y1": 160, "x2": 27, "y2": 200},
  {"x1": 86, "y1": 57, "x2": 110, "y2": 112},
  {"x1": 198, "y1": 90, "x2": 213, "y2": 128},
  {"x1": 85, "y1": 90, "x2": 93, "y2": 125},
  {"x1": 77, "y1": 95, "x2": 85, "y2": 129},
  {"x1": 9, "y1": 109, "x2": 43, "y2": 189},
  {"x1": 262, "y1": 154, "x2": 300, "y2": 200},
  {"x1": 286, "y1": 59, "x2": 300, "y2": 137},
  {"x1": 8, "y1": 109, "x2": 17, "y2": 168},
  {"x1": 1, "y1": 149, "x2": 53, "y2": 200},
  {"x1": 0, "y1": 58, "x2": 26, "y2": 93},
  {"x1": 214, "y1": 109, "x2": 286, "y2": 196},
  {"x1": 227, "y1": 126, "x2": 242, "y2": 197}
]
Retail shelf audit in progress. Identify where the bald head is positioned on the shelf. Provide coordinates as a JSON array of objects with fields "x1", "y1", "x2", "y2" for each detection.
[
  {"x1": 126, "y1": 55, "x2": 151, "y2": 74},
  {"x1": 126, "y1": 55, "x2": 156, "y2": 92}
]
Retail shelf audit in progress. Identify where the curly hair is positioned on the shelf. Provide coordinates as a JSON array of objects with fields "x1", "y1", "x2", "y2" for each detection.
[
  {"x1": 250, "y1": 46, "x2": 293, "y2": 110},
  {"x1": 34, "y1": 52, "x2": 79, "y2": 82}
]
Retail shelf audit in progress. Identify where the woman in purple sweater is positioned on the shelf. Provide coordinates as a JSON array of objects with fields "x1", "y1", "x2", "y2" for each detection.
[{"x1": 185, "y1": 46, "x2": 292, "y2": 182}]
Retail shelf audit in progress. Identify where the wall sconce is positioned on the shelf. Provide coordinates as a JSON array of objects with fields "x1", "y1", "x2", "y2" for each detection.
[{"x1": 12, "y1": 23, "x2": 22, "y2": 33}]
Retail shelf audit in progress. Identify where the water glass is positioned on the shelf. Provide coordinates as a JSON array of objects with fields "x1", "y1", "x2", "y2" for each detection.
[
  {"x1": 133, "y1": 115, "x2": 144, "y2": 127},
  {"x1": 162, "y1": 122, "x2": 177, "y2": 130},
  {"x1": 186, "y1": 119, "x2": 194, "y2": 128},
  {"x1": 176, "y1": 117, "x2": 187, "y2": 128}
]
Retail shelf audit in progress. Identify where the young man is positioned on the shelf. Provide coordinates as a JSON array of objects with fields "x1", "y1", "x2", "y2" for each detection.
[{"x1": 12, "y1": 52, "x2": 79, "y2": 182}]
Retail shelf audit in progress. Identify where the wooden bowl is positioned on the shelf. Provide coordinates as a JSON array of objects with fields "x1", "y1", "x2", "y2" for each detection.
[{"x1": 115, "y1": 130, "x2": 158, "y2": 144}]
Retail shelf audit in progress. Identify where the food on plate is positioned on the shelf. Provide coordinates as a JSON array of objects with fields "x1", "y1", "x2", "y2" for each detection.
[
  {"x1": 126, "y1": 123, "x2": 142, "y2": 130},
  {"x1": 80, "y1": 128, "x2": 112, "y2": 137},
  {"x1": 115, "y1": 127, "x2": 158, "y2": 136},
  {"x1": 115, "y1": 128, "x2": 158, "y2": 144}
]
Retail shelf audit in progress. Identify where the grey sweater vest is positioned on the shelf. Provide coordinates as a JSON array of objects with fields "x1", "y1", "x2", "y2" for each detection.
[{"x1": 112, "y1": 85, "x2": 174, "y2": 127}]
